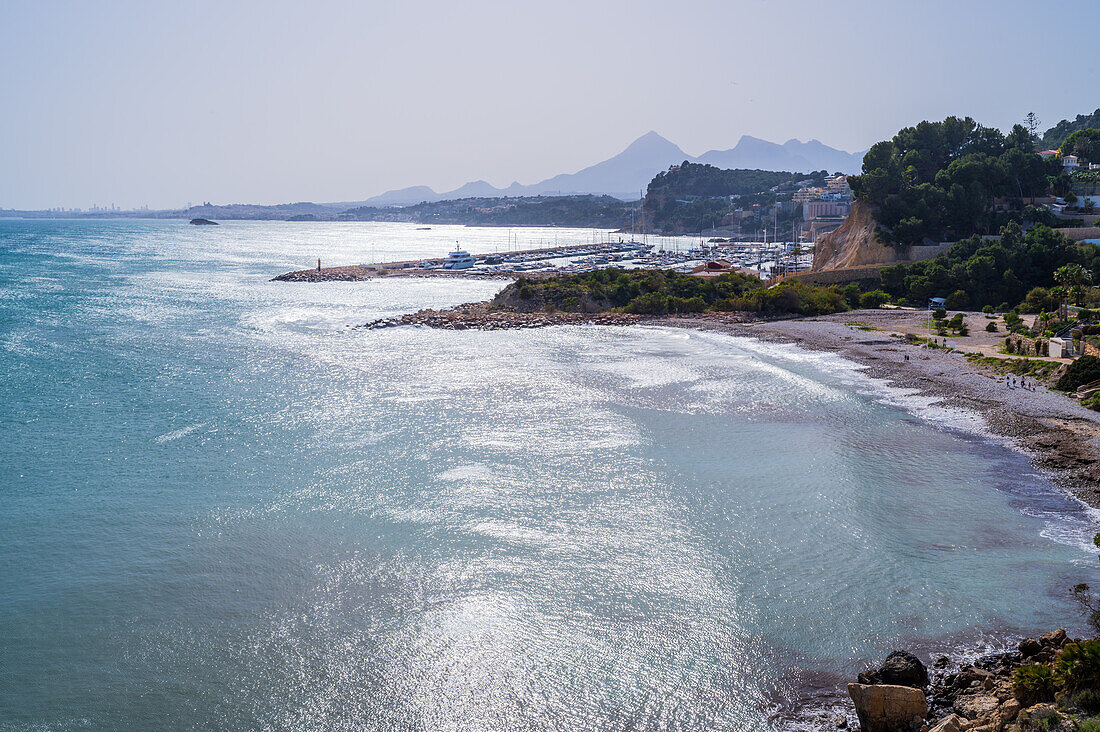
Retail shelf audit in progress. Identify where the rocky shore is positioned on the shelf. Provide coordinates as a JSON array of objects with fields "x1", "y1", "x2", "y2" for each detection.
[
  {"x1": 840, "y1": 630, "x2": 1097, "y2": 732},
  {"x1": 361, "y1": 304, "x2": 757, "y2": 331}
]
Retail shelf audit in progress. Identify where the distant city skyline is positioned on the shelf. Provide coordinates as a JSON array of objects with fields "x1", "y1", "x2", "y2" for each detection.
[{"x1": 1, "y1": 0, "x2": 1097, "y2": 210}]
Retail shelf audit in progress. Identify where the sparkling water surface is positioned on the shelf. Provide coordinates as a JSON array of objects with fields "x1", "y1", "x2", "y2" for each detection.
[{"x1": 1, "y1": 219, "x2": 1096, "y2": 730}]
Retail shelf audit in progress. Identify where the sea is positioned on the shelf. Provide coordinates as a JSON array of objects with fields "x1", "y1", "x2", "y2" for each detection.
[{"x1": 1, "y1": 219, "x2": 1097, "y2": 730}]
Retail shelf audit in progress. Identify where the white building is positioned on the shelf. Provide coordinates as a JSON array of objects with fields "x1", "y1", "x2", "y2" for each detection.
[{"x1": 793, "y1": 187, "x2": 823, "y2": 203}]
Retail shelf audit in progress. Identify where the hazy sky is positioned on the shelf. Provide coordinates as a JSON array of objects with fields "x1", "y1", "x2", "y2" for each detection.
[{"x1": 1, "y1": 0, "x2": 1096, "y2": 210}]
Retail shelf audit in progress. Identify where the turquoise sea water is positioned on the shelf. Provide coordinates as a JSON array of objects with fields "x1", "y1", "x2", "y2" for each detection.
[{"x1": 1, "y1": 219, "x2": 1097, "y2": 730}]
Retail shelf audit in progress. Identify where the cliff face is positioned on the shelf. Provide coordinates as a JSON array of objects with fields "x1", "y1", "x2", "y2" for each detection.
[{"x1": 812, "y1": 200, "x2": 898, "y2": 271}]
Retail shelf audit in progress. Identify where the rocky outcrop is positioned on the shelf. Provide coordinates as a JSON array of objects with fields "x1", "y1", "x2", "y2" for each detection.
[
  {"x1": 847, "y1": 630, "x2": 1090, "y2": 732},
  {"x1": 189, "y1": 218, "x2": 218, "y2": 225},
  {"x1": 811, "y1": 201, "x2": 952, "y2": 272},
  {"x1": 848, "y1": 683, "x2": 928, "y2": 732},
  {"x1": 811, "y1": 201, "x2": 889, "y2": 271},
  {"x1": 927, "y1": 713, "x2": 964, "y2": 732}
]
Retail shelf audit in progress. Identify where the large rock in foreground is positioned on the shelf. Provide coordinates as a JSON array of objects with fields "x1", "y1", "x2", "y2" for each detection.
[{"x1": 848, "y1": 683, "x2": 927, "y2": 732}]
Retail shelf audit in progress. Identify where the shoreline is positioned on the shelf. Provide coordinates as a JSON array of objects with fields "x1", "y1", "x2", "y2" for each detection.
[
  {"x1": 681, "y1": 312, "x2": 1100, "y2": 510},
  {"x1": 359, "y1": 302, "x2": 1100, "y2": 728}
]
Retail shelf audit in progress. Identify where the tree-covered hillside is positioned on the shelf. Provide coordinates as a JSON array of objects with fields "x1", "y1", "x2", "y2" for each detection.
[
  {"x1": 641, "y1": 162, "x2": 821, "y2": 235},
  {"x1": 877, "y1": 222, "x2": 1100, "y2": 311},
  {"x1": 342, "y1": 195, "x2": 633, "y2": 228},
  {"x1": 1059, "y1": 128, "x2": 1100, "y2": 162},
  {"x1": 1043, "y1": 109, "x2": 1100, "y2": 150},
  {"x1": 646, "y1": 163, "x2": 799, "y2": 199},
  {"x1": 848, "y1": 116, "x2": 1068, "y2": 245}
]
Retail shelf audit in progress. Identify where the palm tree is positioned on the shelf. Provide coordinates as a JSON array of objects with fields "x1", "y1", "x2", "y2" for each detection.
[{"x1": 1054, "y1": 263, "x2": 1094, "y2": 316}]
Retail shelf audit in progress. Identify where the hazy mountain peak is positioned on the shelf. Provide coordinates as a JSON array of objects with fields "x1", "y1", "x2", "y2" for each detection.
[
  {"x1": 620, "y1": 131, "x2": 685, "y2": 156},
  {"x1": 349, "y1": 131, "x2": 862, "y2": 208}
]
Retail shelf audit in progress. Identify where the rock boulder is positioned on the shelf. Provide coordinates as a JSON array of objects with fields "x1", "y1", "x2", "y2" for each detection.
[
  {"x1": 953, "y1": 694, "x2": 1000, "y2": 720},
  {"x1": 858, "y1": 650, "x2": 929, "y2": 688},
  {"x1": 1039, "y1": 628, "x2": 1068, "y2": 648},
  {"x1": 847, "y1": 683, "x2": 927, "y2": 732}
]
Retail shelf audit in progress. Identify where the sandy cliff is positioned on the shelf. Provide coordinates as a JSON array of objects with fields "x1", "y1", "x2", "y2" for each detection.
[{"x1": 811, "y1": 200, "x2": 898, "y2": 271}]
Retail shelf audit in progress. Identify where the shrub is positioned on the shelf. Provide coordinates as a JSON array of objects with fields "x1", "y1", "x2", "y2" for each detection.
[
  {"x1": 859, "y1": 289, "x2": 891, "y2": 309},
  {"x1": 1013, "y1": 663, "x2": 1056, "y2": 705},
  {"x1": 949, "y1": 313, "x2": 965, "y2": 329},
  {"x1": 1055, "y1": 355, "x2": 1100, "y2": 391},
  {"x1": 1069, "y1": 689, "x2": 1100, "y2": 715},
  {"x1": 945, "y1": 289, "x2": 969, "y2": 310},
  {"x1": 624, "y1": 292, "x2": 669, "y2": 315},
  {"x1": 1030, "y1": 706, "x2": 1063, "y2": 731},
  {"x1": 1055, "y1": 640, "x2": 1100, "y2": 694},
  {"x1": 1023, "y1": 287, "x2": 1060, "y2": 314},
  {"x1": 933, "y1": 307, "x2": 947, "y2": 321},
  {"x1": 841, "y1": 284, "x2": 862, "y2": 309},
  {"x1": 1077, "y1": 717, "x2": 1100, "y2": 732},
  {"x1": 1005, "y1": 311, "x2": 1024, "y2": 330},
  {"x1": 986, "y1": 321, "x2": 998, "y2": 332},
  {"x1": 667, "y1": 295, "x2": 706, "y2": 313},
  {"x1": 983, "y1": 304, "x2": 995, "y2": 314},
  {"x1": 718, "y1": 281, "x2": 846, "y2": 316}
]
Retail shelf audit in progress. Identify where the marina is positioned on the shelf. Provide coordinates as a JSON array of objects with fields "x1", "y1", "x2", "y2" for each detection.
[{"x1": 278, "y1": 235, "x2": 814, "y2": 282}]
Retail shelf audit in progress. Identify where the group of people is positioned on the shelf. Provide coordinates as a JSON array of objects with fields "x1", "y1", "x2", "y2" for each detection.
[{"x1": 1006, "y1": 375, "x2": 1035, "y2": 391}]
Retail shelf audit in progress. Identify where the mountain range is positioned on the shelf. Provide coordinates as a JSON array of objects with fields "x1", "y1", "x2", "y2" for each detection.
[{"x1": 341, "y1": 132, "x2": 866, "y2": 208}]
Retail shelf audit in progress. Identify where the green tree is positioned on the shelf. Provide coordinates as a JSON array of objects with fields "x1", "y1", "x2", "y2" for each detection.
[
  {"x1": 1025, "y1": 112, "x2": 1042, "y2": 140},
  {"x1": 1060, "y1": 128, "x2": 1100, "y2": 162},
  {"x1": 850, "y1": 116, "x2": 1071, "y2": 243},
  {"x1": 859, "y1": 290, "x2": 890, "y2": 309},
  {"x1": 1055, "y1": 263, "x2": 1093, "y2": 307},
  {"x1": 1043, "y1": 108, "x2": 1100, "y2": 149}
]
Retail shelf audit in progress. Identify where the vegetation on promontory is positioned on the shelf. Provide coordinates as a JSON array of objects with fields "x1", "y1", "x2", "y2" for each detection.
[
  {"x1": 641, "y1": 162, "x2": 825, "y2": 235},
  {"x1": 489, "y1": 268, "x2": 846, "y2": 316},
  {"x1": 848, "y1": 116, "x2": 1069, "y2": 245},
  {"x1": 1043, "y1": 108, "x2": 1100, "y2": 150}
]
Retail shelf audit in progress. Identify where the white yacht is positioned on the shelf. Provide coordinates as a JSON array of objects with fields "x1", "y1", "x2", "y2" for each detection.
[{"x1": 442, "y1": 245, "x2": 476, "y2": 270}]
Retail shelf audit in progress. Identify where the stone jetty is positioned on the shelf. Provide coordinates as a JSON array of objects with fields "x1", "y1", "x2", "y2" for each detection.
[{"x1": 361, "y1": 304, "x2": 646, "y2": 330}]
